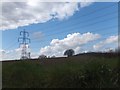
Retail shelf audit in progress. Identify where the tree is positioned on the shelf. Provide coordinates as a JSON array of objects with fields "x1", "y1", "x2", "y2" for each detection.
[
  {"x1": 51, "y1": 55, "x2": 56, "y2": 58},
  {"x1": 20, "y1": 56, "x2": 28, "y2": 60},
  {"x1": 38, "y1": 55, "x2": 47, "y2": 59},
  {"x1": 64, "y1": 49, "x2": 75, "y2": 57}
]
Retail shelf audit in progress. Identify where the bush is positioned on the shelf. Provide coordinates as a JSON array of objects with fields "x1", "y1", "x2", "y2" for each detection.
[{"x1": 38, "y1": 55, "x2": 47, "y2": 59}]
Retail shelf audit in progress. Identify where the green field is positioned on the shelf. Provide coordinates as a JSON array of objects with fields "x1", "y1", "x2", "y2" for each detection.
[{"x1": 2, "y1": 53, "x2": 120, "y2": 88}]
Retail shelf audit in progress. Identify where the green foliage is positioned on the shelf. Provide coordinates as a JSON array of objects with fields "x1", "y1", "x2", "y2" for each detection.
[
  {"x1": 2, "y1": 54, "x2": 119, "y2": 88},
  {"x1": 64, "y1": 49, "x2": 75, "y2": 57}
]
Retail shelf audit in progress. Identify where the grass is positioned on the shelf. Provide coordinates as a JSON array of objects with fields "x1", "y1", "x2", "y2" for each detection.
[{"x1": 2, "y1": 52, "x2": 120, "y2": 88}]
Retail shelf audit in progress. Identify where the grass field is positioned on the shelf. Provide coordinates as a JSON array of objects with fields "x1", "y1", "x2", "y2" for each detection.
[{"x1": 2, "y1": 53, "x2": 120, "y2": 88}]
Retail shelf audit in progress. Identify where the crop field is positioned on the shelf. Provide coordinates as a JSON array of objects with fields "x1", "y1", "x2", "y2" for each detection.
[{"x1": 2, "y1": 53, "x2": 120, "y2": 88}]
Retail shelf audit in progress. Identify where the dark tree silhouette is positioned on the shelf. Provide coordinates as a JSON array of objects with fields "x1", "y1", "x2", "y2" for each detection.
[
  {"x1": 64, "y1": 49, "x2": 75, "y2": 57},
  {"x1": 38, "y1": 55, "x2": 47, "y2": 59},
  {"x1": 20, "y1": 56, "x2": 28, "y2": 60}
]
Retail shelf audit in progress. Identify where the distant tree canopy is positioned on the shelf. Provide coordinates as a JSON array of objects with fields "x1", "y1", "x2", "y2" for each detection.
[
  {"x1": 38, "y1": 55, "x2": 47, "y2": 59},
  {"x1": 20, "y1": 56, "x2": 28, "y2": 60},
  {"x1": 51, "y1": 56, "x2": 56, "y2": 58},
  {"x1": 64, "y1": 49, "x2": 75, "y2": 57}
]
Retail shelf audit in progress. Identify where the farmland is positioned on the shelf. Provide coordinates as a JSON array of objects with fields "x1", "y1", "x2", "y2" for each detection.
[{"x1": 2, "y1": 52, "x2": 120, "y2": 88}]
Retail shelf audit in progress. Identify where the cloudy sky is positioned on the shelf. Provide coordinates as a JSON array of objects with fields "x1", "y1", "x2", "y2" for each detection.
[{"x1": 1, "y1": 1, "x2": 118, "y2": 60}]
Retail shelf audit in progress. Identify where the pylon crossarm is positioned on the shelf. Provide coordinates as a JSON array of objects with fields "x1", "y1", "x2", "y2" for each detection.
[{"x1": 18, "y1": 29, "x2": 31, "y2": 60}]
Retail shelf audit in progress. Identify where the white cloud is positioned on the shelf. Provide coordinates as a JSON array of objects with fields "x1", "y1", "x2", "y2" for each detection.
[
  {"x1": 0, "y1": 44, "x2": 31, "y2": 60},
  {"x1": 40, "y1": 32, "x2": 100, "y2": 57},
  {"x1": 0, "y1": 50, "x2": 5, "y2": 60},
  {"x1": 1, "y1": 2, "x2": 93, "y2": 30},
  {"x1": 93, "y1": 35, "x2": 118, "y2": 50},
  {"x1": 30, "y1": 52, "x2": 40, "y2": 59},
  {"x1": 0, "y1": 49, "x2": 19, "y2": 61},
  {"x1": 80, "y1": 1, "x2": 93, "y2": 7}
]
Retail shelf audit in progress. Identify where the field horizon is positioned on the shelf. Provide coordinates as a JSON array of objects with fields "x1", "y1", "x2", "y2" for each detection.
[{"x1": 2, "y1": 52, "x2": 120, "y2": 88}]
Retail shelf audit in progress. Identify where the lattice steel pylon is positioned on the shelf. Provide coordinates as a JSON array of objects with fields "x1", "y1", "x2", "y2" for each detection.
[{"x1": 18, "y1": 29, "x2": 31, "y2": 60}]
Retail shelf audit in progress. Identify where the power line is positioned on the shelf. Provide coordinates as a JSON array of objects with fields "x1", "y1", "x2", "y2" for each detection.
[
  {"x1": 33, "y1": 15, "x2": 117, "y2": 43},
  {"x1": 6, "y1": 31, "x2": 116, "y2": 59},
  {"x1": 4, "y1": 4, "x2": 118, "y2": 51},
  {"x1": 45, "y1": 10, "x2": 117, "y2": 33},
  {"x1": 33, "y1": 26, "x2": 117, "y2": 44},
  {"x1": 2, "y1": 3, "x2": 118, "y2": 60},
  {"x1": 46, "y1": 17, "x2": 117, "y2": 38},
  {"x1": 31, "y1": 30, "x2": 118, "y2": 49},
  {"x1": 4, "y1": 15, "x2": 117, "y2": 50},
  {"x1": 4, "y1": 41, "x2": 18, "y2": 50},
  {"x1": 31, "y1": 10, "x2": 117, "y2": 43},
  {"x1": 5, "y1": 18, "x2": 117, "y2": 51},
  {"x1": 29, "y1": 4, "x2": 118, "y2": 46},
  {"x1": 29, "y1": 3, "x2": 117, "y2": 33}
]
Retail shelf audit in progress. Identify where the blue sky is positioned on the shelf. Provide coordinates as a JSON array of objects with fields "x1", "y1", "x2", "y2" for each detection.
[{"x1": 1, "y1": 2, "x2": 118, "y2": 60}]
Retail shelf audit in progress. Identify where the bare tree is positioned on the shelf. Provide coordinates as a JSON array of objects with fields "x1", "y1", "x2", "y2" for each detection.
[{"x1": 64, "y1": 49, "x2": 75, "y2": 57}]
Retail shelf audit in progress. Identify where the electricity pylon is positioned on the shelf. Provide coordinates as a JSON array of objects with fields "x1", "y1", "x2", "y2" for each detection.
[{"x1": 18, "y1": 29, "x2": 31, "y2": 60}]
